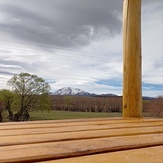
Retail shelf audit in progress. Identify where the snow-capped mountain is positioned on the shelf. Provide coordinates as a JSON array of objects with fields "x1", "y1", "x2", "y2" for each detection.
[
  {"x1": 51, "y1": 87, "x2": 154, "y2": 99},
  {"x1": 53, "y1": 87, "x2": 95, "y2": 96}
]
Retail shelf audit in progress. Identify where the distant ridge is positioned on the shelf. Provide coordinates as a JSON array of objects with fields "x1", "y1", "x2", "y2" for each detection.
[
  {"x1": 142, "y1": 96, "x2": 155, "y2": 100},
  {"x1": 52, "y1": 87, "x2": 117, "y2": 97},
  {"x1": 51, "y1": 87, "x2": 155, "y2": 99}
]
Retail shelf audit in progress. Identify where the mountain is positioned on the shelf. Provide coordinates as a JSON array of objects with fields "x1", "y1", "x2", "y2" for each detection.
[
  {"x1": 97, "y1": 93, "x2": 118, "y2": 97},
  {"x1": 52, "y1": 87, "x2": 96, "y2": 96},
  {"x1": 52, "y1": 87, "x2": 155, "y2": 99},
  {"x1": 142, "y1": 96, "x2": 155, "y2": 100}
]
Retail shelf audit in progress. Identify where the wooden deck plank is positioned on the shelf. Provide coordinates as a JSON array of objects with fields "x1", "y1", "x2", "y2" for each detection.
[
  {"x1": 0, "y1": 117, "x2": 120, "y2": 126},
  {"x1": 1, "y1": 125, "x2": 163, "y2": 146},
  {"x1": 0, "y1": 133, "x2": 163, "y2": 162},
  {"x1": 0, "y1": 118, "x2": 163, "y2": 162},
  {"x1": 45, "y1": 146, "x2": 163, "y2": 163},
  {"x1": 0, "y1": 119, "x2": 130, "y2": 130},
  {"x1": 1, "y1": 121, "x2": 163, "y2": 137},
  {"x1": 1, "y1": 117, "x2": 159, "y2": 126},
  {"x1": 0, "y1": 118, "x2": 162, "y2": 130}
]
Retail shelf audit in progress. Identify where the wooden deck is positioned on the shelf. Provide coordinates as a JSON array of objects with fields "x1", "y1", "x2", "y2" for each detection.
[{"x1": 0, "y1": 118, "x2": 163, "y2": 162}]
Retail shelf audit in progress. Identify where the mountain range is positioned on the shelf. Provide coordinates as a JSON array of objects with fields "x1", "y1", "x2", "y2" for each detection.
[
  {"x1": 52, "y1": 87, "x2": 117, "y2": 97},
  {"x1": 51, "y1": 87, "x2": 155, "y2": 100}
]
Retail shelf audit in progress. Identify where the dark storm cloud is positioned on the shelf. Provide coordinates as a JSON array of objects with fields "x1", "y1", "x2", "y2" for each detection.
[{"x1": 0, "y1": 0, "x2": 122, "y2": 48}]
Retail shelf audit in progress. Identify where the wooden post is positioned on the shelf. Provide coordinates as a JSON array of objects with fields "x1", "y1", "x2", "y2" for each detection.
[{"x1": 123, "y1": 0, "x2": 142, "y2": 117}]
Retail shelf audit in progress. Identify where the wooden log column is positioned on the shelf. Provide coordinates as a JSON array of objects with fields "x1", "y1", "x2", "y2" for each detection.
[{"x1": 123, "y1": 0, "x2": 142, "y2": 117}]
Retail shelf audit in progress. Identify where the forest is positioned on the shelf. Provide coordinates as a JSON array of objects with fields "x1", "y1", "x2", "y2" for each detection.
[{"x1": 51, "y1": 95, "x2": 163, "y2": 118}]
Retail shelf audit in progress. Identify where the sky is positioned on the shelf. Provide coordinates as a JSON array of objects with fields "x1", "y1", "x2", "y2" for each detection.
[{"x1": 0, "y1": 0, "x2": 163, "y2": 97}]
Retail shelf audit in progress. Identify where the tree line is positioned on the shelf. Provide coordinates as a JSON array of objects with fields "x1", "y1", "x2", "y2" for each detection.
[
  {"x1": 52, "y1": 96, "x2": 122, "y2": 113},
  {"x1": 51, "y1": 95, "x2": 163, "y2": 118},
  {"x1": 143, "y1": 96, "x2": 163, "y2": 117}
]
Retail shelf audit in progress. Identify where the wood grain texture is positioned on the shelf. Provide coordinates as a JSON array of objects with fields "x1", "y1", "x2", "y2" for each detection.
[
  {"x1": 47, "y1": 146, "x2": 163, "y2": 163},
  {"x1": 1, "y1": 120, "x2": 163, "y2": 137},
  {"x1": 1, "y1": 125, "x2": 163, "y2": 147},
  {"x1": 0, "y1": 118, "x2": 163, "y2": 162},
  {"x1": 0, "y1": 133, "x2": 163, "y2": 162},
  {"x1": 123, "y1": 0, "x2": 142, "y2": 117}
]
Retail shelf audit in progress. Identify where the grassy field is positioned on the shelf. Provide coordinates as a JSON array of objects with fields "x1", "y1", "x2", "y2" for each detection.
[
  {"x1": 29, "y1": 110, "x2": 122, "y2": 121},
  {"x1": 2, "y1": 110, "x2": 122, "y2": 122}
]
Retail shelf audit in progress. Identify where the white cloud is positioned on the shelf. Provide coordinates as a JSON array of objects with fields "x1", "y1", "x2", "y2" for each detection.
[{"x1": 142, "y1": 1, "x2": 163, "y2": 87}]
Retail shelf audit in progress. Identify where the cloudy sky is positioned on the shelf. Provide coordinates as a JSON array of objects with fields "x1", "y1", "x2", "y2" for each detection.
[{"x1": 0, "y1": 0, "x2": 163, "y2": 97}]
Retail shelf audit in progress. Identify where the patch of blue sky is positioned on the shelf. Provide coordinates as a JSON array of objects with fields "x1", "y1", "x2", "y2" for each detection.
[
  {"x1": 142, "y1": 83, "x2": 163, "y2": 90},
  {"x1": 46, "y1": 79, "x2": 56, "y2": 84},
  {"x1": 96, "y1": 78, "x2": 122, "y2": 87}
]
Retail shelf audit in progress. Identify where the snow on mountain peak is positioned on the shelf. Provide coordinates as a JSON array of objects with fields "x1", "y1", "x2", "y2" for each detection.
[{"x1": 53, "y1": 87, "x2": 91, "y2": 96}]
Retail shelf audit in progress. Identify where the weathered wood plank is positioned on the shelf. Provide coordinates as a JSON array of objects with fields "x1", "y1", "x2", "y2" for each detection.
[
  {"x1": 1, "y1": 125, "x2": 163, "y2": 146},
  {"x1": 0, "y1": 119, "x2": 126, "y2": 130},
  {"x1": 0, "y1": 117, "x2": 120, "y2": 126},
  {"x1": 0, "y1": 118, "x2": 162, "y2": 130},
  {"x1": 0, "y1": 118, "x2": 163, "y2": 162},
  {"x1": 0, "y1": 134, "x2": 163, "y2": 162},
  {"x1": 1, "y1": 121, "x2": 163, "y2": 137},
  {"x1": 45, "y1": 146, "x2": 163, "y2": 163}
]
